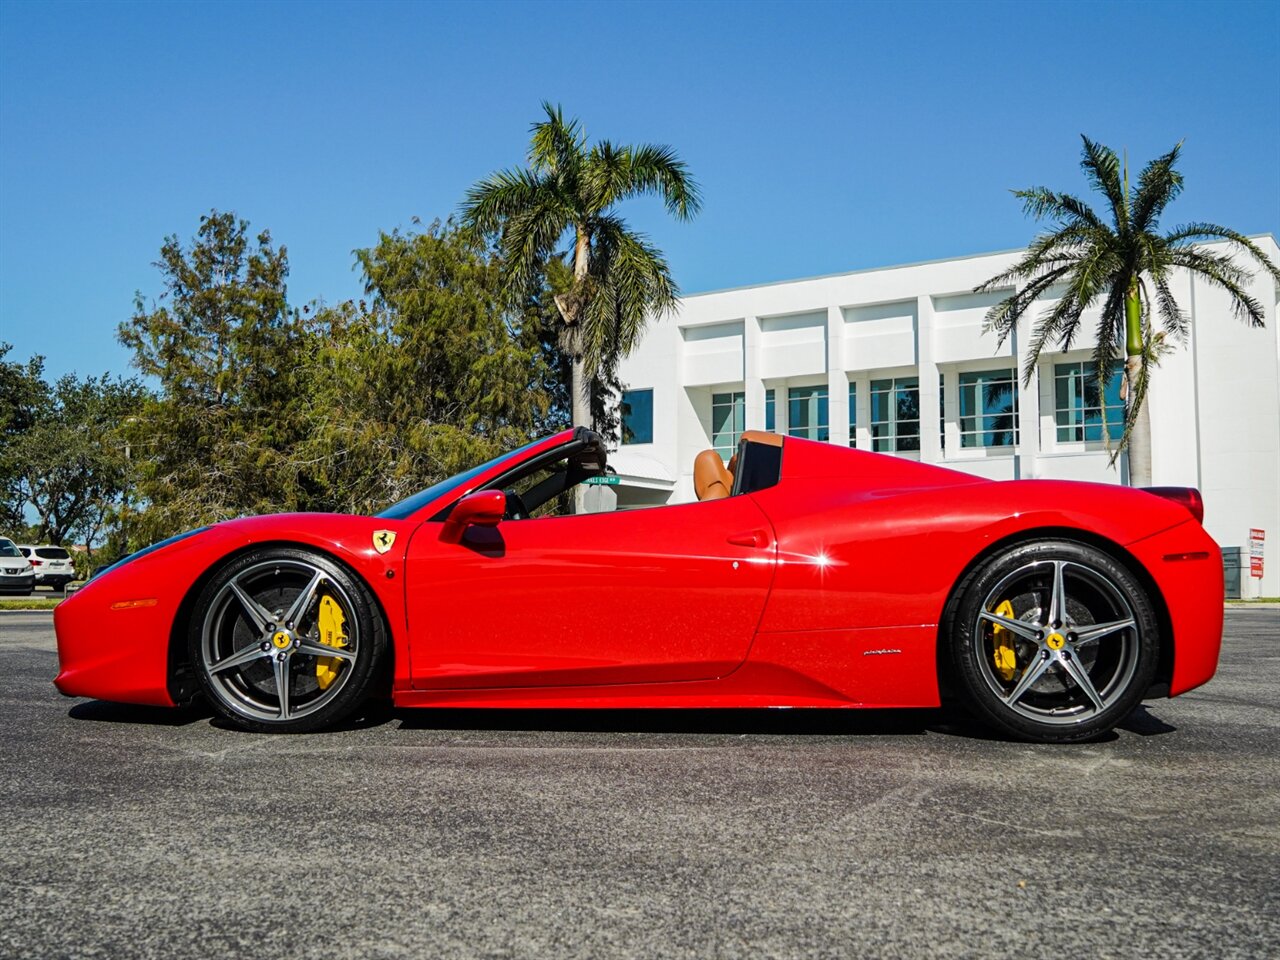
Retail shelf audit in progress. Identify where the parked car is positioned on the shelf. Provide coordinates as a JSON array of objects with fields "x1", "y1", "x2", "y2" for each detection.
[
  {"x1": 0, "y1": 537, "x2": 35, "y2": 595},
  {"x1": 17, "y1": 544, "x2": 76, "y2": 590}
]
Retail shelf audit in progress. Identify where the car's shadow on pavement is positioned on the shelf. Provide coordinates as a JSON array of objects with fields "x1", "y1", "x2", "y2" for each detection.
[
  {"x1": 68, "y1": 699, "x2": 214, "y2": 727},
  {"x1": 66, "y1": 698, "x2": 1178, "y2": 743},
  {"x1": 394, "y1": 706, "x2": 947, "y2": 737}
]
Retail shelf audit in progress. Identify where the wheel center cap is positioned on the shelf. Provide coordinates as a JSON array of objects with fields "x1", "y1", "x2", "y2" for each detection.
[
  {"x1": 1046, "y1": 633, "x2": 1065, "y2": 651},
  {"x1": 271, "y1": 630, "x2": 292, "y2": 650}
]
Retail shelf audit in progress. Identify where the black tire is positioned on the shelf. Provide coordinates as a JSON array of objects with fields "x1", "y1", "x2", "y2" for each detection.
[
  {"x1": 189, "y1": 546, "x2": 387, "y2": 733},
  {"x1": 947, "y1": 539, "x2": 1159, "y2": 743}
]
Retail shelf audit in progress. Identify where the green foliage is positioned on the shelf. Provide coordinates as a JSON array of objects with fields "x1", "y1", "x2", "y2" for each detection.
[
  {"x1": 978, "y1": 136, "x2": 1280, "y2": 456},
  {"x1": 293, "y1": 221, "x2": 568, "y2": 513},
  {"x1": 0, "y1": 344, "x2": 47, "y2": 531},
  {"x1": 118, "y1": 211, "x2": 304, "y2": 545},
  {"x1": 116, "y1": 212, "x2": 567, "y2": 549},
  {"x1": 462, "y1": 103, "x2": 700, "y2": 423},
  {"x1": 0, "y1": 343, "x2": 147, "y2": 549}
]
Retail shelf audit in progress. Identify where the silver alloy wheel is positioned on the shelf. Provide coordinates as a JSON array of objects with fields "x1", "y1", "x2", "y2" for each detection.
[
  {"x1": 200, "y1": 558, "x2": 360, "y2": 723},
  {"x1": 974, "y1": 559, "x2": 1139, "y2": 725}
]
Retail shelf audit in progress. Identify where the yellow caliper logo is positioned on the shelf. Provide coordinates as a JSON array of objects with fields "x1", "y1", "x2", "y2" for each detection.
[
  {"x1": 991, "y1": 600, "x2": 1018, "y2": 681},
  {"x1": 315, "y1": 595, "x2": 348, "y2": 690}
]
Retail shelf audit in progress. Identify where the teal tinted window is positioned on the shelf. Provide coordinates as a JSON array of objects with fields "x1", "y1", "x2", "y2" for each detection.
[
  {"x1": 959, "y1": 369, "x2": 1019, "y2": 448},
  {"x1": 711, "y1": 391, "x2": 745, "y2": 459},
  {"x1": 621, "y1": 389, "x2": 653, "y2": 444},
  {"x1": 1054, "y1": 362, "x2": 1123, "y2": 442},
  {"x1": 848, "y1": 381, "x2": 857, "y2": 447},
  {"x1": 870, "y1": 377, "x2": 919, "y2": 452},
  {"x1": 788, "y1": 386, "x2": 829, "y2": 441},
  {"x1": 765, "y1": 389, "x2": 775, "y2": 432}
]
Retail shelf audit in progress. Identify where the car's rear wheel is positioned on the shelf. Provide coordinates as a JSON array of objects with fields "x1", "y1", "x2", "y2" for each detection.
[
  {"x1": 949, "y1": 540, "x2": 1159, "y2": 743},
  {"x1": 189, "y1": 547, "x2": 386, "y2": 733}
]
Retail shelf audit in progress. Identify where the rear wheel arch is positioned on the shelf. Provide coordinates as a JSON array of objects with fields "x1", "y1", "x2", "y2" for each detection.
[
  {"x1": 935, "y1": 526, "x2": 1174, "y2": 705},
  {"x1": 166, "y1": 540, "x2": 395, "y2": 706}
]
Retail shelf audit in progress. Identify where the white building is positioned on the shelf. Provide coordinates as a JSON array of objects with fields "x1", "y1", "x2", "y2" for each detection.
[{"x1": 611, "y1": 235, "x2": 1280, "y2": 598}]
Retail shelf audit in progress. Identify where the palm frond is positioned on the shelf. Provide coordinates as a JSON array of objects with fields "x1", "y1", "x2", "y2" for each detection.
[
  {"x1": 461, "y1": 168, "x2": 547, "y2": 235},
  {"x1": 529, "y1": 101, "x2": 586, "y2": 178},
  {"x1": 1130, "y1": 142, "x2": 1183, "y2": 233},
  {"x1": 1079, "y1": 136, "x2": 1128, "y2": 233},
  {"x1": 1170, "y1": 249, "x2": 1267, "y2": 327},
  {"x1": 1013, "y1": 187, "x2": 1104, "y2": 230},
  {"x1": 495, "y1": 191, "x2": 572, "y2": 299},
  {"x1": 1149, "y1": 270, "x2": 1189, "y2": 342},
  {"x1": 982, "y1": 264, "x2": 1073, "y2": 350},
  {"x1": 1165, "y1": 222, "x2": 1280, "y2": 283},
  {"x1": 1092, "y1": 283, "x2": 1127, "y2": 456},
  {"x1": 616, "y1": 143, "x2": 702, "y2": 220},
  {"x1": 582, "y1": 139, "x2": 630, "y2": 214},
  {"x1": 578, "y1": 216, "x2": 677, "y2": 376}
]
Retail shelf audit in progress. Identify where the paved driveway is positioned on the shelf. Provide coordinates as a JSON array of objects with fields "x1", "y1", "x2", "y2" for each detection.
[{"x1": 1, "y1": 608, "x2": 1277, "y2": 959}]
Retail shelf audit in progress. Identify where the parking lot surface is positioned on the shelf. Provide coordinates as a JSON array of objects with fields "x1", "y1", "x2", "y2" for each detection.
[{"x1": 2, "y1": 608, "x2": 1277, "y2": 959}]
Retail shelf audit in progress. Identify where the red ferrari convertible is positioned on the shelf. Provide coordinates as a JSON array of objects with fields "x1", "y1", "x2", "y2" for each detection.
[{"x1": 55, "y1": 427, "x2": 1222, "y2": 742}]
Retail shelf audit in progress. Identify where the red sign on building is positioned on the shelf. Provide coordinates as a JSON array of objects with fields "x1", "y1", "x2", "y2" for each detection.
[{"x1": 1249, "y1": 528, "x2": 1265, "y2": 579}]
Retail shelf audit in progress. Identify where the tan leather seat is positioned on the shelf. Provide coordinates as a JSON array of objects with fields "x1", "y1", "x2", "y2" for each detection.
[{"x1": 693, "y1": 450, "x2": 733, "y2": 501}]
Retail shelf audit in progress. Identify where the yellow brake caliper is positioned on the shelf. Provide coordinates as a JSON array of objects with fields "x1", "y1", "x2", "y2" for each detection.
[
  {"x1": 992, "y1": 599, "x2": 1018, "y2": 682},
  {"x1": 315, "y1": 594, "x2": 348, "y2": 691}
]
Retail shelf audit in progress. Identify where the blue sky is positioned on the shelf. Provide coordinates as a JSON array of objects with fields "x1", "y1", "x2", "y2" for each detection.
[{"x1": 1, "y1": 0, "x2": 1277, "y2": 381}]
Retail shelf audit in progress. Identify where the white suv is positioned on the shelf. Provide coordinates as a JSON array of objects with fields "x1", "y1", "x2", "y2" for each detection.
[
  {"x1": 0, "y1": 537, "x2": 35, "y2": 595},
  {"x1": 17, "y1": 544, "x2": 77, "y2": 589}
]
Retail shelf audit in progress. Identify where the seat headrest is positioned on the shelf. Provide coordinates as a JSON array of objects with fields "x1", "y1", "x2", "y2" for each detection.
[{"x1": 693, "y1": 450, "x2": 733, "y2": 501}]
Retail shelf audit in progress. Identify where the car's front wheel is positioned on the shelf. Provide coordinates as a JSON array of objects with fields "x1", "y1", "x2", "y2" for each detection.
[
  {"x1": 189, "y1": 547, "x2": 387, "y2": 733},
  {"x1": 948, "y1": 540, "x2": 1159, "y2": 743}
]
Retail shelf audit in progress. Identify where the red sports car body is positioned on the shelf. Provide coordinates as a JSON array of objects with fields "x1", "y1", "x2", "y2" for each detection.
[{"x1": 54, "y1": 428, "x2": 1223, "y2": 741}]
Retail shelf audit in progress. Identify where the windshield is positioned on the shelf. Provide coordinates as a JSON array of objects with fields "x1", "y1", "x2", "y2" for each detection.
[
  {"x1": 376, "y1": 436, "x2": 552, "y2": 521},
  {"x1": 37, "y1": 547, "x2": 70, "y2": 560},
  {"x1": 0, "y1": 541, "x2": 21, "y2": 558}
]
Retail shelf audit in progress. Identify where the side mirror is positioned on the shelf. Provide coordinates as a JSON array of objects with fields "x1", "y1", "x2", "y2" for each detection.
[{"x1": 441, "y1": 489, "x2": 506, "y2": 542}]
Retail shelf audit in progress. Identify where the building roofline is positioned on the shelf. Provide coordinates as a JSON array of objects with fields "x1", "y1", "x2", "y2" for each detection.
[{"x1": 681, "y1": 233, "x2": 1278, "y2": 301}]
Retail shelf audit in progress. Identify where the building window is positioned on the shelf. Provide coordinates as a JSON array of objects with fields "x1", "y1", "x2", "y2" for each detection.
[
  {"x1": 788, "y1": 386, "x2": 829, "y2": 441},
  {"x1": 939, "y1": 373, "x2": 945, "y2": 454},
  {"x1": 711, "y1": 391, "x2": 745, "y2": 459},
  {"x1": 621, "y1": 389, "x2": 653, "y2": 445},
  {"x1": 848, "y1": 381, "x2": 857, "y2": 448},
  {"x1": 870, "y1": 377, "x2": 919, "y2": 452},
  {"x1": 1054, "y1": 362, "x2": 1123, "y2": 442},
  {"x1": 765, "y1": 389, "x2": 775, "y2": 432},
  {"x1": 959, "y1": 369, "x2": 1019, "y2": 448}
]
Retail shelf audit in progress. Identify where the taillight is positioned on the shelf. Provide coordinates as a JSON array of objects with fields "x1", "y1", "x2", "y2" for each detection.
[
  {"x1": 31, "y1": 559, "x2": 43, "y2": 566},
  {"x1": 1144, "y1": 486, "x2": 1204, "y2": 524}
]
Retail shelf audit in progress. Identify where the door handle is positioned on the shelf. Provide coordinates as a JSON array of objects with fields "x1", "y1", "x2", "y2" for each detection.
[{"x1": 727, "y1": 529, "x2": 769, "y2": 548}]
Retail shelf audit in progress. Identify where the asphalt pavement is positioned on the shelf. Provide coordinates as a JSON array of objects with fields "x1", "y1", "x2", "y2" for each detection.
[{"x1": 1, "y1": 608, "x2": 1277, "y2": 960}]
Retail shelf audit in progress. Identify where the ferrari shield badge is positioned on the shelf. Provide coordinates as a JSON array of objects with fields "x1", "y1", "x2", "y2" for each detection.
[{"x1": 372, "y1": 529, "x2": 396, "y2": 554}]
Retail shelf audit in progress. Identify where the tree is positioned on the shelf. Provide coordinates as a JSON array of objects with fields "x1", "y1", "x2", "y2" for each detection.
[
  {"x1": 978, "y1": 137, "x2": 1280, "y2": 486},
  {"x1": 0, "y1": 344, "x2": 48, "y2": 531},
  {"x1": 3, "y1": 363, "x2": 146, "y2": 550},
  {"x1": 117, "y1": 213, "x2": 566, "y2": 546},
  {"x1": 118, "y1": 210, "x2": 305, "y2": 545},
  {"x1": 462, "y1": 103, "x2": 700, "y2": 428},
  {"x1": 293, "y1": 221, "x2": 567, "y2": 513}
]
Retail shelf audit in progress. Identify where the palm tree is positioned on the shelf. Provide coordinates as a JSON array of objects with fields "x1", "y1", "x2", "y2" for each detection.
[
  {"x1": 462, "y1": 103, "x2": 701, "y2": 428},
  {"x1": 978, "y1": 136, "x2": 1279, "y2": 486}
]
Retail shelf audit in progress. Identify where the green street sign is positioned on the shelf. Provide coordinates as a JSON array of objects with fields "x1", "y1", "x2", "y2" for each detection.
[{"x1": 584, "y1": 474, "x2": 620, "y2": 485}]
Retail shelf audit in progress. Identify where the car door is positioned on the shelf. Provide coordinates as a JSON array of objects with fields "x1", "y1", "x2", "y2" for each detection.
[{"x1": 404, "y1": 496, "x2": 776, "y2": 689}]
